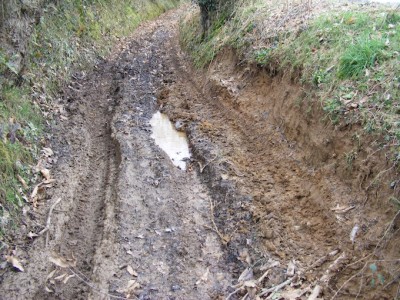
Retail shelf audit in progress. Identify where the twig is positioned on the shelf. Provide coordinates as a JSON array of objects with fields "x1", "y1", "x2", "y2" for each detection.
[
  {"x1": 207, "y1": 197, "x2": 229, "y2": 244},
  {"x1": 257, "y1": 269, "x2": 270, "y2": 284},
  {"x1": 198, "y1": 155, "x2": 219, "y2": 173},
  {"x1": 331, "y1": 262, "x2": 368, "y2": 300},
  {"x1": 38, "y1": 198, "x2": 61, "y2": 235},
  {"x1": 38, "y1": 198, "x2": 61, "y2": 247},
  {"x1": 226, "y1": 286, "x2": 245, "y2": 300},
  {"x1": 227, "y1": 263, "x2": 272, "y2": 299},
  {"x1": 308, "y1": 285, "x2": 321, "y2": 300},
  {"x1": 258, "y1": 276, "x2": 295, "y2": 297},
  {"x1": 331, "y1": 259, "x2": 400, "y2": 300}
]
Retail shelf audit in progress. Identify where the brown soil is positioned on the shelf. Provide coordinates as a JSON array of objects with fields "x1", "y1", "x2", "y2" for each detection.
[{"x1": 1, "y1": 5, "x2": 399, "y2": 300}]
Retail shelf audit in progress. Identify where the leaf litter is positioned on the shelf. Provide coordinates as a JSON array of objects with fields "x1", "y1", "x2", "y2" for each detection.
[{"x1": 5, "y1": 256, "x2": 24, "y2": 272}]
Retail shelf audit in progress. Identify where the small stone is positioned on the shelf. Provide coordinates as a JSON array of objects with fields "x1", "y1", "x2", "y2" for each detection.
[{"x1": 171, "y1": 284, "x2": 181, "y2": 292}]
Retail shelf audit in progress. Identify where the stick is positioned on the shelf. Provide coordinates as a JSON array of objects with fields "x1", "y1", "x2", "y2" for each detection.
[
  {"x1": 198, "y1": 155, "x2": 218, "y2": 173},
  {"x1": 38, "y1": 198, "x2": 61, "y2": 247},
  {"x1": 307, "y1": 285, "x2": 321, "y2": 300},
  {"x1": 258, "y1": 276, "x2": 295, "y2": 297},
  {"x1": 226, "y1": 286, "x2": 245, "y2": 300},
  {"x1": 208, "y1": 197, "x2": 229, "y2": 244}
]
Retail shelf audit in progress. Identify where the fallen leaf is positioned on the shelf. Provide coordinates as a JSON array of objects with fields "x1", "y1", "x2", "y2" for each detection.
[
  {"x1": 287, "y1": 260, "x2": 296, "y2": 277},
  {"x1": 42, "y1": 148, "x2": 54, "y2": 157},
  {"x1": 17, "y1": 175, "x2": 28, "y2": 189},
  {"x1": 238, "y1": 267, "x2": 254, "y2": 282},
  {"x1": 350, "y1": 224, "x2": 359, "y2": 243},
  {"x1": 63, "y1": 274, "x2": 75, "y2": 284},
  {"x1": 196, "y1": 268, "x2": 209, "y2": 285},
  {"x1": 42, "y1": 179, "x2": 56, "y2": 184},
  {"x1": 41, "y1": 168, "x2": 51, "y2": 180},
  {"x1": 54, "y1": 273, "x2": 67, "y2": 281},
  {"x1": 46, "y1": 269, "x2": 57, "y2": 281},
  {"x1": 6, "y1": 256, "x2": 24, "y2": 272},
  {"x1": 117, "y1": 280, "x2": 140, "y2": 297},
  {"x1": 49, "y1": 253, "x2": 76, "y2": 268},
  {"x1": 243, "y1": 280, "x2": 257, "y2": 288},
  {"x1": 127, "y1": 265, "x2": 138, "y2": 277},
  {"x1": 280, "y1": 286, "x2": 309, "y2": 299},
  {"x1": 331, "y1": 204, "x2": 355, "y2": 214},
  {"x1": 30, "y1": 184, "x2": 41, "y2": 201},
  {"x1": 27, "y1": 232, "x2": 39, "y2": 239},
  {"x1": 126, "y1": 280, "x2": 140, "y2": 297}
]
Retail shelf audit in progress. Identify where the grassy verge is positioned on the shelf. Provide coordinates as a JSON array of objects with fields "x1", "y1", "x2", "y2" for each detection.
[
  {"x1": 180, "y1": 1, "x2": 400, "y2": 169},
  {"x1": 0, "y1": 0, "x2": 181, "y2": 238}
]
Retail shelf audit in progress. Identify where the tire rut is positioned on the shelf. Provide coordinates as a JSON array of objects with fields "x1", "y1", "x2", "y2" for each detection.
[
  {"x1": 32, "y1": 63, "x2": 122, "y2": 299},
  {"x1": 0, "y1": 7, "x2": 235, "y2": 300}
]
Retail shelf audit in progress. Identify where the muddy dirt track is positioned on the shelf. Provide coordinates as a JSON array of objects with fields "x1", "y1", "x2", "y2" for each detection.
[{"x1": 1, "y1": 5, "x2": 399, "y2": 300}]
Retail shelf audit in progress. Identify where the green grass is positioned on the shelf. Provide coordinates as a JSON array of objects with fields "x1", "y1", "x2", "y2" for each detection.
[
  {"x1": 338, "y1": 37, "x2": 385, "y2": 79},
  {"x1": 180, "y1": 3, "x2": 400, "y2": 166},
  {"x1": 0, "y1": 0, "x2": 181, "y2": 236}
]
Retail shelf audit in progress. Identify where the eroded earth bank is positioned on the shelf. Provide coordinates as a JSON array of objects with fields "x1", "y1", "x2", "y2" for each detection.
[{"x1": 1, "y1": 6, "x2": 399, "y2": 300}]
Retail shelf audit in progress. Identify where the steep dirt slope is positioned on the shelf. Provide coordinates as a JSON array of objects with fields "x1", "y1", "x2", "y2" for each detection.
[{"x1": 161, "y1": 46, "x2": 400, "y2": 299}]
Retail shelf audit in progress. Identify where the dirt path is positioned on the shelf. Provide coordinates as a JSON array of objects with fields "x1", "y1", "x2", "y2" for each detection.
[
  {"x1": 0, "y1": 9, "x2": 233, "y2": 300},
  {"x1": 1, "y1": 4, "x2": 399, "y2": 300}
]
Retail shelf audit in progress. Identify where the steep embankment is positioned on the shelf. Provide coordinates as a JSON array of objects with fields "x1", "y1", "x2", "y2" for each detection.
[{"x1": 170, "y1": 1, "x2": 400, "y2": 298}]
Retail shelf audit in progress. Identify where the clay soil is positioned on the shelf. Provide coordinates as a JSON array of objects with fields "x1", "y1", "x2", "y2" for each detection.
[{"x1": 0, "y1": 5, "x2": 399, "y2": 300}]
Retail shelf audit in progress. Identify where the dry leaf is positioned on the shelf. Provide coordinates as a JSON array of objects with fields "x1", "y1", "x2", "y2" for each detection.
[
  {"x1": 46, "y1": 269, "x2": 57, "y2": 281},
  {"x1": 54, "y1": 273, "x2": 67, "y2": 281},
  {"x1": 27, "y1": 231, "x2": 39, "y2": 239},
  {"x1": 118, "y1": 280, "x2": 140, "y2": 296},
  {"x1": 63, "y1": 274, "x2": 75, "y2": 284},
  {"x1": 42, "y1": 148, "x2": 54, "y2": 157},
  {"x1": 238, "y1": 267, "x2": 254, "y2": 282},
  {"x1": 49, "y1": 253, "x2": 76, "y2": 268},
  {"x1": 280, "y1": 286, "x2": 309, "y2": 299},
  {"x1": 17, "y1": 175, "x2": 28, "y2": 189},
  {"x1": 196, "y1": 268, "x2": 209, "y2": 285},
  {"x1": 287, "y1": 260, "x2": 296, "y2": 277},
  {"x1": 243, "y1": 280, "x2": 257, "y2": 288},
  {"x1": 126, "y1": 280, "x2": 140, "y2": 297},
  {"x1": 30, "y1": 184, "x2": 40, "y2": 201},
  {"x1": 42, "y1": 179, "x2": 56, "y2": 184},
  {"x1": 6, "y1": 256, "x2": 24, "y2": 272},
  {"x1": 331, "y1": 204, "x2": 355, "y2": 214},
  {"x1": 41, "y1": 169, "x2": 51, "y2": 180},
  {"x1": 127, "y1": 265, "x2": 138, "y2": 277}
]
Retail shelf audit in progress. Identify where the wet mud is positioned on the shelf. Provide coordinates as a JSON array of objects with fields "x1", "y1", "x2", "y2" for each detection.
[{"x1": 0, "y1": 5, "x2": 399, "y2": 300}]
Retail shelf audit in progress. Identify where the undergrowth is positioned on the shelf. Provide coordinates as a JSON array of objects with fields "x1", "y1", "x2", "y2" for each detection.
[
  {"x1": 180, "y1": 1, "x2": 400, "y2": 169},
  {"x1": 0, "y1": 0, "x2": 180, "y2": 237}
]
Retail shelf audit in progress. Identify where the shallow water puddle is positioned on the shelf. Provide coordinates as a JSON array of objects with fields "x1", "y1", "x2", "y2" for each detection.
[{"x1": 150, "y1": 111, "x2": 191, "y2": 170}]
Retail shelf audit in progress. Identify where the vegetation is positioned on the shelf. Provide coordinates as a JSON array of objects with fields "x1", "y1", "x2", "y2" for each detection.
[
  {"x1": 181, "y1": 1, "x2": 400, "y2": 167},
  {"x1": 196, "y1": 0, "x2": 235, "y2": 37},
  {"x1": 0, "y1": 0, "x2": 180, "y2": 236}
]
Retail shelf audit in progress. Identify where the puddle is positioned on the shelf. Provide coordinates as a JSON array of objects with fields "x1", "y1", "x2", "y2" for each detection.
[{"x1": 150, "y1": 111, "x2": 191, "y2": 170}]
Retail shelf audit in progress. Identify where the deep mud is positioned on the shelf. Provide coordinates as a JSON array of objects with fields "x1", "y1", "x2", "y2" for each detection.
[{"x1": 1, "y1": 5, "x2": 399, "y2": 300}]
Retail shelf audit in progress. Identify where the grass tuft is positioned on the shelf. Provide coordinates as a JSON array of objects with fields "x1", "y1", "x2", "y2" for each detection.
[
  {"x1": 180, "y1": 3, "x2": 400, "y2": 167},
  {"x1": 338, "y1": 37, "x2": 385, "y2": 79}
]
